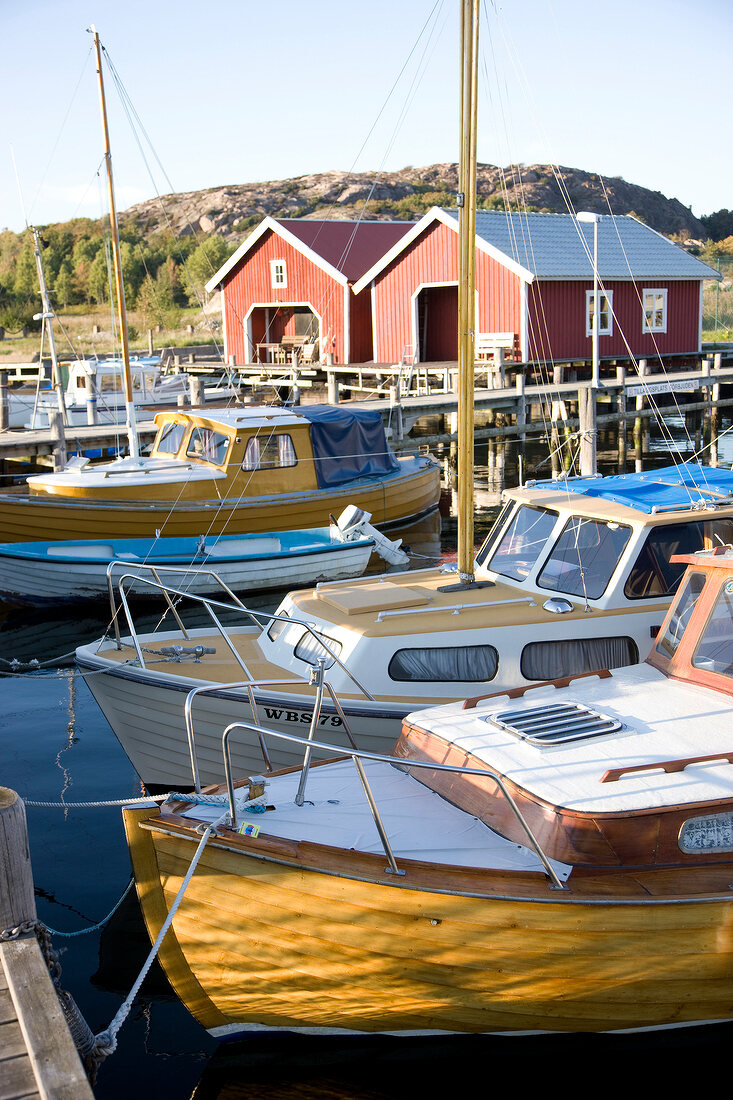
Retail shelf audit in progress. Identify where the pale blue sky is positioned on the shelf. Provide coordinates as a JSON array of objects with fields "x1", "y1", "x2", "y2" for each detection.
[{"x1": 1, "y1": 0, "x2": 730, "y2": 234}]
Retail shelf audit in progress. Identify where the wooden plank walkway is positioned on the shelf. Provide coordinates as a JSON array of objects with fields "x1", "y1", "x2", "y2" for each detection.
[
  {"x1": 0, "y1": 790, "x2": 93, "y2": 1100},
  {"x1": 0, "y1": 363, "x2": 732, "y2": 464},
  {"x1": 0, "y1": 937, "x2": 93, "y2": 1100}
]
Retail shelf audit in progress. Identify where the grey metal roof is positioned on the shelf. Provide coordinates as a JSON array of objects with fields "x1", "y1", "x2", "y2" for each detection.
[{"x1": 441, "y1": 209, "x2": 720, "y2": 281}]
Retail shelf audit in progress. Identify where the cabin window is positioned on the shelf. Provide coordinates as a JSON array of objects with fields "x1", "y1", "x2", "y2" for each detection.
[
  {"x1": 388, "y1": 645, "x2": 498, "y2": 682},
  {"x1": 585, "y1": 290, "x2": 613, "y2": 337},
  {"x1": 520, "y1": 636, "x2": 638, "y2": 680},
  {"x1": 270, "y1": 260, "x2": 287, "y2": 289},
  {"x1": 475, "y1": 501, "x2": 513, "y2": 567},
  {"x1": 155, "y1": 421, "x2": 187, "y2": 455},
  {"x1": 642, "y1": 288, "x2": 667, "y2": 333},
  {"x1": 655, "y1": 571, "x2": 706, "y2": 659},
  {"x1": 692, "y1": 578, "x2": 733, "y2": 678},
  {"x1": 293, "y1": 629, "x2": 342, "y2": 669},
  {"x1": 186, "y1": 427, "x2": 230, "y2": 465},
  {"x1": 489, "y1": 506, "x2": 558, "y2": 581},
  {"x1": 242, "y1": 434, "x2": 297, "y2": 471},
  {"x1": 625, "y1": 519, "x2": 733, "y2": 599},
  {"x1": 267, "y1": 611, "x2": 290, "y2": 642},
  {"x1": 538, "y1": 518, "x2": 631, "y2": 599}
]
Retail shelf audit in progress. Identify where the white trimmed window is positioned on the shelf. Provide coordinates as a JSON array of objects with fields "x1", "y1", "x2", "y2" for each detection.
[
  {"x1": 642, "y1": 288, "x2": 668, "y2": 333},
  {"x1": 270, "y1": 260, "x2": 287, "y2": 289},
  {"x1": 585, "y1": 290, "x2": 613, "y2": 337}
]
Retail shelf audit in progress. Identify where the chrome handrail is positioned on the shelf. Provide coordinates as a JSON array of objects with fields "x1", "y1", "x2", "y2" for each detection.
[
  {"x1": 104, "y1": 567, "x2": 376, "y2": 704},
  {"x1": 184, "y1": 668, "x2": 359, "y2": 794},
  {"x1": 216, "y1": 718, "x2": 567, "y2": 890}
]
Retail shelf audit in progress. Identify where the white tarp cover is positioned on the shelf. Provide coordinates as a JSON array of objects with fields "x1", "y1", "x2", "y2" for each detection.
[{"x1": 179, "y1": 759, "x2": 571, "y2": 879}]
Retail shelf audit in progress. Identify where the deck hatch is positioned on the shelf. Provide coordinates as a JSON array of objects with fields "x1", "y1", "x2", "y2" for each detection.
[{"x1": 487, "y1": 701, "x2": 624, "y2": 745}]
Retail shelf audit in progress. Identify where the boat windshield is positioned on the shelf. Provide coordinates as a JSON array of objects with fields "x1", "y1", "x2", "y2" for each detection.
[
  {"x1": 655, "y1": 571, "x2": 706, "y2": 659},
  {"x1": 488, "y1": 506, "x2": 557, "y2": 581},
  {"x1": 625, "y1": 518, "x2": 733, "y2": 599},
  {"x1": 155, "y1": 421, "x2": 187, "y2": 456},
  {"x1": 692, "y1": 577, "x2": 733, "y2": 678},
  {"x1": 538, "y1": 518, "x2": 632, "y2": 599}
]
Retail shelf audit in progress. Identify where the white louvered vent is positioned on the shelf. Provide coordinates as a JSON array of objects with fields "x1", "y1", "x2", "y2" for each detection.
[{"x1": 487, "y1": 701, "x2": 624, "y2": 746}]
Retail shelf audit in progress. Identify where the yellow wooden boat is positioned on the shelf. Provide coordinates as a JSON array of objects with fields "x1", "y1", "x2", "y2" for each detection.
[
  {"x1": 123, "y1": 543, "x2": 733, "y2": 1035},
  {"x1": 0, "y1": 405, "x2": 440, "y2": 541}
]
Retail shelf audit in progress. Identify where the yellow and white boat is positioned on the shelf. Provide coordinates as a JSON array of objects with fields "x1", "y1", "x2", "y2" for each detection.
[
  {"x1": 123, "y1": 541, "x2": 733, "y2": 1036},
  {"x1": 0, "y1": 404, "x2": 440, "y2": 542},
  {"x1": 78, "y1": 462, "x2": 733, "y2": 788}
]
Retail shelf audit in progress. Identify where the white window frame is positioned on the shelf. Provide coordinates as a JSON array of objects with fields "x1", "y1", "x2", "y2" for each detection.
[
  {"x1": 270, "y1": 259, "x2": 287, "y2": 289},
  {"x1": 585, "y1": 289, "x2": 613, "y2": 337},
  {"x1": 642, "y1": 288, "x2": 668, "y2": 334}
]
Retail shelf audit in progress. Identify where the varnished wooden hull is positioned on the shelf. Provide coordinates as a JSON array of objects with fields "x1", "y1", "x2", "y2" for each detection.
[
  {"x1": 124, "y1": 807, "x2": 733, "y2": 1036},
  {"x1": 0, "y1": 461, "x2": 440, "y2": 541}
]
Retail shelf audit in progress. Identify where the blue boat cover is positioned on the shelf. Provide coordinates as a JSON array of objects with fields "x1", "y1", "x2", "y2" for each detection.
[
  {"x1": 299, "y1": 406, "x2": 399, "y2": 488},
  {"x1": 536, "y1": 463, "x2": 733, "y2": 514}
]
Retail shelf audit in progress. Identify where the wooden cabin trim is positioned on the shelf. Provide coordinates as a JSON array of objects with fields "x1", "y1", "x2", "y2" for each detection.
[{"x1": 394, "y1": 722, "x2": 733, "y2": 868}]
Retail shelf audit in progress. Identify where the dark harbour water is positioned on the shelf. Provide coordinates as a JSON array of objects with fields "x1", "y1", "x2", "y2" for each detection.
[{"x1": 3, "y1": 417, "x2": 733, "y2": 1098}]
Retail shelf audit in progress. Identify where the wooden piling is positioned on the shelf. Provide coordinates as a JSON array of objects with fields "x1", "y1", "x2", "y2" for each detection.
[
  {"x1": 578, "y1": 385, "x2": 597, "y2": 476},
  {"x1": 48, "y1": 411, "x2": 66, "y2": 472},
  {"x1": 0, "y1": 371, "x2": 8, "y2": 432},
  {"x1": 616, "y1": 364, "x2": 627, "y2": 471}
]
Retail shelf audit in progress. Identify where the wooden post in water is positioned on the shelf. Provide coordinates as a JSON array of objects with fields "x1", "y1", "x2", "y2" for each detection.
[
  {"x1": 0, "y1": 370, "x2": 8, "y2": 431},
  {"x1": 0, "y1": 788, "x2": 36, "y2": 933},
  {"x1": 702, "y1": 357, "x2": 712, "y2": 449},
  {"x1": 578, "y1": 385, "x2": 597, "y2": 476},
  {"x1": 634, "y1": 359, "x2": 647, "y2": 471},
  {"x1": 616, "y1": 364, "x2": 627, "y2": 471},
  {"x1": 190, "y1": 377, "x2": 205, "y2": 408},
  {"x1": 389, "y1": 386, "x2": 403, "y2": 442},
  {"x1": 327, "y1": 373, "x2": 339, "y2": 405},
  {"x1": 49, "y1": 410, "x2": 67, "y2": 471}
]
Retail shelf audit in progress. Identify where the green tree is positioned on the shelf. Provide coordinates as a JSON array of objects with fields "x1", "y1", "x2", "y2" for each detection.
[{"x1": 181, "y1": 237, "x2": 230, "y2": 306}]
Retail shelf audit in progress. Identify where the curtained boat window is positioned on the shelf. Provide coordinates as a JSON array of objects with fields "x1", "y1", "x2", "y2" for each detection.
[
  {"x1": 489, "y1": 506, "x2": 558, "y2": 580},
  {"x1": 242, "y1": 434, "x2": 297, "y2": 471},
  {"x1": 388, "y1": 644, "x2": 498, "y2": 682},
  {"x1": 154, "y1": 421, "x2": 187, "y2": 456},
  {"x1": 538, "y1": 517, "x2": 631, "y2": 599},
  {"x1": 520, "y1": 636, "x2": 638, "y2": 681},
  {"x1": 655, "y1": 571, "x2": 706, "y2": 658},
  {"x1": 693, "y1": 580, "x2": 733, "y2": 679},
  {"x1": 186, "y1": 427, "x2": 230, "y2": 465},
  {"x1": 294, "y1": 630, "x2": 342, "y2": 669},
  {"x1": 625, "y1": 519, "x2": 733, "y2": 599}
]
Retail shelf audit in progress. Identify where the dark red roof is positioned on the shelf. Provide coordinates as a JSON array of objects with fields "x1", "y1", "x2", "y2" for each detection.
[{"x1": 278, "y1": 219, "x2": 411, "y2": 283}]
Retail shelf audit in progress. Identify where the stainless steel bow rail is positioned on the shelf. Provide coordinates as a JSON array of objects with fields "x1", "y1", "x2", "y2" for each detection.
[
  {"x1": 101, "y1": 564, "x2": 375, "y2": 703},
  {"x1": 178, "y1": 663, "x2": 567, "y2": 891}
]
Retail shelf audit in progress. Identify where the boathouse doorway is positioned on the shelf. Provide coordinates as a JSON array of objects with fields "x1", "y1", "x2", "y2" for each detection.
[
  {"x1": 416, "y1": 284, "x2": 458, "y2": 361},
  {"x1": 246, "y1": 305, "x2": 321, "y2": 362}
]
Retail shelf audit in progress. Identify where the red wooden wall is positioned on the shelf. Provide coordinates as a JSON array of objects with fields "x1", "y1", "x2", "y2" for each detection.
[{"x1": 526, "y1": 279, "x2": 701, "y2": 363}]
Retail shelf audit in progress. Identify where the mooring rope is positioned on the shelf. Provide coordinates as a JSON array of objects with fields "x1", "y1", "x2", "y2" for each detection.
[{"x1": 90, "y1": 814, "x2": 223, "y2": 1067}]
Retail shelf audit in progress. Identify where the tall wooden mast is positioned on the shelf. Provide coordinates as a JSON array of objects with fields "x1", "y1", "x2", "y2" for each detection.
[
  {"x1": 456, "y1": 0, "x2": 479, "y2": 584},
  {"x1": 90, "y1": 25, "x2": 139, "y2": 459}
]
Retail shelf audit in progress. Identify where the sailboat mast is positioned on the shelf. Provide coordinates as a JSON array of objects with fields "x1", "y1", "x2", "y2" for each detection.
[
  {"x1": 90, "y1": 25, "x2": 139, "y2": 459},
  {"x1": 457, "y1": 0, "x2": 479, "y2": 583},
  {"x1": 31, "y1": 227, "x2": 67, "y2": 424}
]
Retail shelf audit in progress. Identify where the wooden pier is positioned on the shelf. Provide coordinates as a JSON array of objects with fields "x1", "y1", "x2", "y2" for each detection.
[
  {"x1": 0, "y1": 789, "x2": 93, "y2": 1100},
  {"x1": 1, "y1": 355, "x2": 732, "y2": 473}
]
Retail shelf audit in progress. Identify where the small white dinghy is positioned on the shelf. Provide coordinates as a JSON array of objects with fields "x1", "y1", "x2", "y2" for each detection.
[{"x1": 0, "y1": 506, "x2": 409, "y2": 605}]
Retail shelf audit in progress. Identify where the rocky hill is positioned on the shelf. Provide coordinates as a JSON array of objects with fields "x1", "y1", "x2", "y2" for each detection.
[{"x1": 119, "y1": 163, "x2": 707, "y2": 244}]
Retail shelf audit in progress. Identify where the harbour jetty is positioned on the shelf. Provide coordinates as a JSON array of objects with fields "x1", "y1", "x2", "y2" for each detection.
[{"x1": 0, "y1": 788, "x2": 93, "y2": 1098}]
